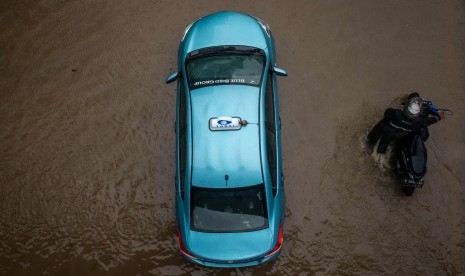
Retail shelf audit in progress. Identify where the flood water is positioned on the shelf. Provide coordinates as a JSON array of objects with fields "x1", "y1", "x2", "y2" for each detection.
[{"x1": 1, "y1": 0, "x2": 465, "y2": 275}]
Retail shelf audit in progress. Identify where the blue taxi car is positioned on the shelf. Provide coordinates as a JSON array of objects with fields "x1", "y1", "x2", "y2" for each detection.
[{"x1": 166, "y1": 11, "x2": 287, "y2": 267}]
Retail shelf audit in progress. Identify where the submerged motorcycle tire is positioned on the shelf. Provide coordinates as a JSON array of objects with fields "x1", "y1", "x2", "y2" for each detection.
[{"x1": 402, "y1": 186, "x2": 415, "y2": 196}]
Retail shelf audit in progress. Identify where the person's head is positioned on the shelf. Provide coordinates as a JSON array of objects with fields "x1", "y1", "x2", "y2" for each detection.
[
  {"x1": 408, "y1": 92, "x2": 420, "y2": 100},
  {"x1": 403, "y1": 97, "x2": 422, "y2": 119}
]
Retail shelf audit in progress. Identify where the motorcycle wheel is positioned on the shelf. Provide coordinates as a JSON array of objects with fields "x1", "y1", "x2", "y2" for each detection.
[{"x1": 402, "y1": 186, "x2": 415, "y2": 196}]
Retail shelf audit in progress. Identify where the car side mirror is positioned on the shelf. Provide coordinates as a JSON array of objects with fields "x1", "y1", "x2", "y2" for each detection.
[
  {"x1": 272, "y1": 67, "x2": 288, "y2": 77},
  {"x1": 166, "y1": 72, "x2": 179, "y2": 84}
]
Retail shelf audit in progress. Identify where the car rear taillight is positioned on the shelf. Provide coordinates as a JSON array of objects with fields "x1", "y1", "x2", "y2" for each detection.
[
  {"x1": 264, "y1": 224, "x2": 284, "y2": 258},
  {"x1": 177, "y1": 228, "x2": 197, "y2": 260}
]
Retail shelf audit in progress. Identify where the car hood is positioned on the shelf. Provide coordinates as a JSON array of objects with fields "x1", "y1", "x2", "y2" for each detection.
[
  {"x1": 183, "y1": 11, "x2": 268, "y2": 55},
  {"x1": 187, "y1": 228, "x2": 273, "y2": 262},
  {"x1": 190, "y1": 85, "x2": 262, "y2": 188}
]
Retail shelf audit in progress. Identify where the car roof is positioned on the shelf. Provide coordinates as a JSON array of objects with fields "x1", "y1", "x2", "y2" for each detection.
[
  {"x1": 190, "y1": 85, "x2": 263, "y2": 188},
  {"x1": 183, "y1": 11, "x2": 268, "y2": 55}
]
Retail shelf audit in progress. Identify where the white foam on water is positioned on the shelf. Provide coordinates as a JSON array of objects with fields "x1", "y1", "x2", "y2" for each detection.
[
  {"x1": 358, "y1": 132, "x2": 392, "y2": 172},
  {"x1": 370, "y1": 139, "x2": 392, "y2": 172}
]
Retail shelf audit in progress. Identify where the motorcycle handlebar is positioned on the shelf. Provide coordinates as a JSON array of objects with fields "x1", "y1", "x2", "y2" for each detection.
[
  {"x1": 402, "y1": 98, "x2": 453, "y2": 117},
  {"x1": 422, "y1": 101, "x2": 453, "y2": 117}
]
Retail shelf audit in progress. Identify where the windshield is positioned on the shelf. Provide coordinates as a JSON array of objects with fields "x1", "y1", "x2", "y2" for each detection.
[
  {"x1": 186, "y1": 53, "x2": 265, "y2": 90},
  {"x1": 191, "y1": 184, "x2": 268, "y2": 232}
]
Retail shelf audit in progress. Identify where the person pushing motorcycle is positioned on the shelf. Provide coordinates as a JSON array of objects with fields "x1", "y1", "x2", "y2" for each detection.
[{"x1": 368, "y1": 92, "x2": 446, "y2": 154}]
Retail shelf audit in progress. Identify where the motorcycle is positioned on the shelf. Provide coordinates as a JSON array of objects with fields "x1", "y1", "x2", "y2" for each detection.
[{"x1": 394, "y1": 100, "x2": 453, "y2": 196}]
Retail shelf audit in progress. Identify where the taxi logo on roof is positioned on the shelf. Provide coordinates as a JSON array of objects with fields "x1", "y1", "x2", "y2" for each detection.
[{"x1": 209, "y1": 117, "x2": 242, "y2": 131}]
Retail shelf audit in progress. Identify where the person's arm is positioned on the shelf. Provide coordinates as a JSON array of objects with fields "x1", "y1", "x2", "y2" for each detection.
[
  {"x1": 439, "y1": 112, "x2": 446, "y2": 120},
  {"x1": 422, "y1": 113, "x2": 444, "y2": 127},
  {"x1": 383, "y1": 108, "x2": 394, "y2": 120}
]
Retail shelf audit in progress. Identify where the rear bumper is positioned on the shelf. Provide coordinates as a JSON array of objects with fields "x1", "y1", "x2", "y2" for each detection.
[
  {"x1": 179, "y1": 224, "x2": 284, "y2": 267},
  {"x1": 182, "y1": 248, "x2": 282, "y2": 268}
]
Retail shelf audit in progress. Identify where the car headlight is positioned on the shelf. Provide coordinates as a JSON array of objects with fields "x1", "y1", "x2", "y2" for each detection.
[
  {"x1": 254, "y1": 16, "x2": 271, "y2": 36},
  {"x1": 181, "y1": 22, "x2": 194, "y2": 42}
]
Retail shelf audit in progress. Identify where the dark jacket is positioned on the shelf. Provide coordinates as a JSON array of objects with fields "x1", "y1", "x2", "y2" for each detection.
[{"x1": 384, "y1": 108, "x2": 440, "y2": 131}]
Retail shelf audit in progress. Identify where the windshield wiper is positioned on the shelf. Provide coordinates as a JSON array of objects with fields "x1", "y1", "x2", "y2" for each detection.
[{"x1": 187, "y1": 46, "x2": 264, "y2": 59}]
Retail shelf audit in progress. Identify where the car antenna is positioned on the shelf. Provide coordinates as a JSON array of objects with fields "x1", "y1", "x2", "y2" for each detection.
[{"x1": 225, "y1": 175, "x2": 229, "y2": 186}]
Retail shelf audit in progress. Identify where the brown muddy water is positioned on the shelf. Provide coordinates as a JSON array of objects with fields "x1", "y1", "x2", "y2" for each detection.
[{"x1": 1, "y1": 0, "x2": 465, "y2": 275}]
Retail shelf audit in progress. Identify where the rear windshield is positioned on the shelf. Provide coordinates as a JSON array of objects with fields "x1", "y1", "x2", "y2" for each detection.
[
  {"x1": 186, "y1": 54, "x2": 265, "y2": 89},
  {"x1": 191, "y1": 184, "x2": 268, "y2": 232}
]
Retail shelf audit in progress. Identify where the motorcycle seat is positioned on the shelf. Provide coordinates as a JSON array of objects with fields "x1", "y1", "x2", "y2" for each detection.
[{"x1": 410, "y1": 135, "x2": 426, "y2": 174}]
